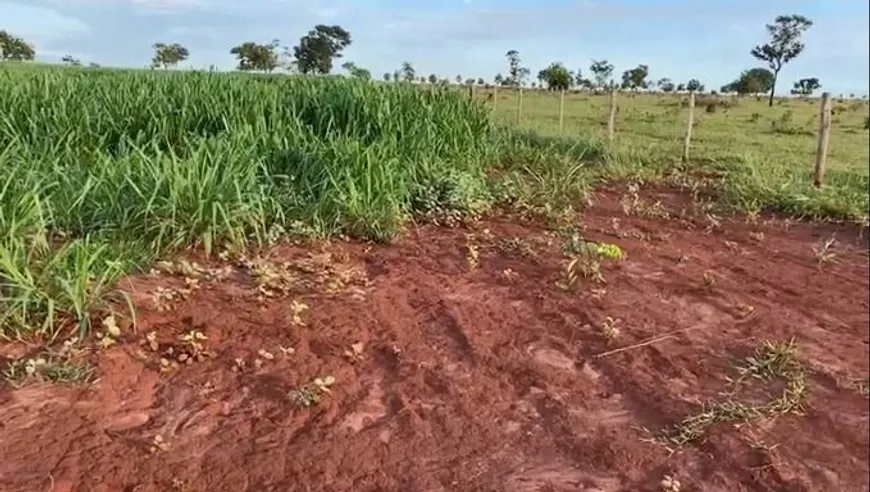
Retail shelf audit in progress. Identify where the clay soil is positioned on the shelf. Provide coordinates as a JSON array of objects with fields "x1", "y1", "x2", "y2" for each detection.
[{"x1": 1, "y1": 185, "x2": 868, "y2": 492}]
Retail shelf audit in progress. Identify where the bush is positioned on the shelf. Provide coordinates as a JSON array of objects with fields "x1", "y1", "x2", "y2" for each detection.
[{"x1": 770, "y1": 110, "x2": 810, "y2": 135}]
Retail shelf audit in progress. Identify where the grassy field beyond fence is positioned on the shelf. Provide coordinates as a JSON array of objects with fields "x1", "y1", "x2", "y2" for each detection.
[
  {"x1": 470, "y1": 85, "x2": 869, "y2": 219},
  {"x1": 478, "y1": 87, "x2": 869, "y2": 175}
]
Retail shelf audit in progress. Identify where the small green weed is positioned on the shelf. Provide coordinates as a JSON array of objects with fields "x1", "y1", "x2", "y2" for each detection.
[
  {"x1": 289, "y1": 375, "x2": 336, "y2": 407},
  {"x1": 594, "y1": 242, "x2": 625, "y2": 261}
]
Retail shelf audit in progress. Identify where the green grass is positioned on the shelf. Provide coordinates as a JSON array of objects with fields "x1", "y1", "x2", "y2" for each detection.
[
  {"x1": 481, "y1": 87, "x2": 869, "y2": 220},
  {"x1": 0, "y1": 64, "x2": 603, "y2": 338},
  {"x1": 0, "y1": 63, "x2": 866, "y2": 339}
]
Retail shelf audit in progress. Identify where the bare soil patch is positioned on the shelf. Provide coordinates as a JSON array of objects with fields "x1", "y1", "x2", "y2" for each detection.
[{"x1": 1, "y1": 185, "x2": 868, "y2": 492}]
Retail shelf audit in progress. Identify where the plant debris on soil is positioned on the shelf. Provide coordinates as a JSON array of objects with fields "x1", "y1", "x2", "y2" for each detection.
[{"x1": 1, "y1": 186, "x2": 868, "y2": 492}]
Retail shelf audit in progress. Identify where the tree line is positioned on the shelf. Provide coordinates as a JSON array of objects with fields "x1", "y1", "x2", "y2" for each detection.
[
  {"x1": 0, "y1": 25, "x2": 353, "y2": 75},
  {"x1": 0, "y1": 15, "x2": 853, "y2": 103},
  {"x1": 149, "y1": 25, "x2": 352, "y2": 74}
]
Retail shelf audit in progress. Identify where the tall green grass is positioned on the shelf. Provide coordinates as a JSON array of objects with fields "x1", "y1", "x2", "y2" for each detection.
[{"x1": 0, "y1": 66, "x2": 601, "y2": 337}]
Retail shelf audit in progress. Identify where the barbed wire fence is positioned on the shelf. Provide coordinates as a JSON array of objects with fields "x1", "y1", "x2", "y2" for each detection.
[{"x1": 463, "y1": 85, "x2": 835, "y2": 187}]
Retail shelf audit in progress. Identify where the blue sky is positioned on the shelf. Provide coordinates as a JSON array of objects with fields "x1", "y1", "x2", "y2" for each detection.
[{"x1": 4, "y1": 0, "x2": 869, "y2": 94}]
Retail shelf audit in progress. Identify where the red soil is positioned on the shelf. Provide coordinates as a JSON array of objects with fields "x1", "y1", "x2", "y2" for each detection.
[{"x1": 1, "y1": 185, "x2": 868, "y2": 492}]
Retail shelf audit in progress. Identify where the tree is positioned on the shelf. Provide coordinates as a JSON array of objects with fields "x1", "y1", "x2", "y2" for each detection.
[
  {"x1": 721, "y1": 68, "x2": 775, "y2": 95},
  {"x1": 571, "y1": 69, "x2": 590, "y2": 90},
  {"x1": 620, "y1": 64, "x2": 649, "y2": 91},
  {"x1": 504, "y1": 50, "x2": 530, "y2": 86},
  {"x1": 494, "y1": 73, "x2": 504, "y2": 86},
  {"x1": 455, "y1": 74, "x2": 462, "y2": 84},
  {"x1": 383, "y1": 72, "x2": 391, "y2": 82},
  {"x1": 464, "y1": 78, "x2": 475, "y2": 85},
  {"x1": 61, "y1": 54, "x2": 81, "y2": 66},
  {"x1": 230, "y1": 40, "x2": 280, "y2": 72},
  {"x1": 476, "y1": 77, "x2": 485, "y2": 85},
  {"x1": 341, "y1": 61, "x2": 370, "y2": 80},
  {"x1": 751, "y1": 14, "x2": 813, "y2": 106},
  {"x1": 400, "y1": 61, "x2": 415, "y2": 83},
  {"x1": 676, "y1": 83, "x2": 686, "y2": 92},
  {"x1": 0, "y1": 30, "x2": 35, "y2": 61},
  {"x1": 293, "y1": 25, "x2": 351, "y2": 74},
  {"x1": 537, "y1": 62, "x2": 574, "y2": 91},
  {"x1": 656, "y1": 78, "x2": 674, "y2": 93},
  {"x1": 589, "y1": 59, "x2": 614, "y2": 91},
  {"x1": 151, "y1": 43, "x2": 189, "y2": 69},
  {"x1": 428, "y1": 73, "x2": 437, "y2": 84},
  {"x1": 685, "y1": 79, "x2": 704, "y2": 92},
  {"x1": 791, "y1": 77, "x2": 821, "y2": 96}
]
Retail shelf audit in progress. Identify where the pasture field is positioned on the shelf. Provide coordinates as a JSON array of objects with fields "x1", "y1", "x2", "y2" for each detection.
[
  {"x1": 486, "y1": 88, "x2": 869, "y2": 176},
  {"x1": 0, "y1": 65, "x2": 868, "y2": 492},
  {"x1": 482, "y1": 87, "x2": 870, "y2": 219}
]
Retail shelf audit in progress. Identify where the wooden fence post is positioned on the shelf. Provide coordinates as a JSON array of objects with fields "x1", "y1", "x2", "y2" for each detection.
[
  {"x1": 468, "y1": 84, "x2": 474, "y2": 101},
  {"x1": 517, "y1": 87, "x2": 524, "y2": 124},
  {"x1": 814, "y1": 92, "x2": 832, "y2": 187},
  {"x1": 607, "y1": 90, "x2": 618, "y2": 142},
  {"x1": 682, "y1": 91, "x2": 696, "y2": 163},
  {"x1": 493, "y1": 85, "x2": 498, "y2": 114},
  {"x1": 558, "y1": 90, "x2": 566, "y2": 134}
]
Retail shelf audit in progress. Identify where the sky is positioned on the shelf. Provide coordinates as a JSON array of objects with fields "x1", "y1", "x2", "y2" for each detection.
[{"x1": 3, "y1": 0, "x2": 869, "y2": 95}]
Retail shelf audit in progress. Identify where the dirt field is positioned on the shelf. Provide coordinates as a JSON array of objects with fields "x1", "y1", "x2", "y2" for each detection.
[{"x1": 1, "y1": 185, "x2": 868, "y2": 492}]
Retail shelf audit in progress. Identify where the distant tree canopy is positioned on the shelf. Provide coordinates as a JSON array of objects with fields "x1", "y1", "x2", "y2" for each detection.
[
  {"x1": 293, "y1": 25, "x2": 351, "y2": 74},
  {"x1": 230, "y1": 40, "x2": 280, "y2": 72},
  {"x1": 685, "y1": 78, "x2": 704, "y2": 92},
  {"x1": 574, "y1": 69, "x2": 592, "y2": 90},
  {"x1": 791, "y1": 77, "x2": 821, "y2": 96},
  {"x1": 721, "y1": 67, "x2": 775, "y2": 95},
  {"x1": 537, "y1": 62, "x2": 573, "y2": 91},
  {"x1": 61, "y1": 54, "x2": 81, "y2": 66},
  {"x1": 0, "y1": 30, "x2": 36, "y2": 61},
  {"x1": 589, "y1": 59, "x2": 614, "y2": 91},
  {"x1": 751, "y1": 14, "x2": 813, "y2": 106},
  {"x1": 620, "y1": 64, "x2": 649, "y2": 91},
  {"x1": 341, "y1": 61, "x2": 370, "y2": 80},
  {"x1": 151, "y1": 42, "x2": 189, "y2": 69},
  {"x1": 504, "y1": 50, "x2": 530, "y2": 86},
  {"x1": 657, "y1": 78, "x2": 675, "y2": 93},
  {"x1": 400, "y1": 61, "x2": 415, "y2": 82}
]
